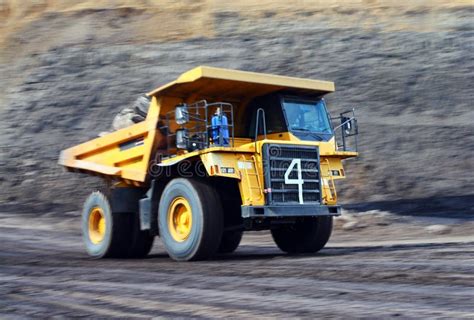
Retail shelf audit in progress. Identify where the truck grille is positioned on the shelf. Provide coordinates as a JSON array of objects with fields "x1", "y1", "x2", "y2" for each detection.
[{"x1": 263, "y1": 144, "x2": 321, "y2": 205}]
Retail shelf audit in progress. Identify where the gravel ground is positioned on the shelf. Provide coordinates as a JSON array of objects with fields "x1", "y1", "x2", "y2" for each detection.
[{"x1": 1, "y1": 212, "x2": 473, "y2": 318}]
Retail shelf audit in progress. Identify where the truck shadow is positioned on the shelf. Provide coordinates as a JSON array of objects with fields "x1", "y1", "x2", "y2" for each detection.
[
  {"x1": 344, "y1": 194, "x2": 474, "y2": 218},
  {"x1": 141, "y1": 241, "x2": 470, "y2": 262},
  {"x1": 215, "y1": 241, "x2": 467, "y2": 261}
]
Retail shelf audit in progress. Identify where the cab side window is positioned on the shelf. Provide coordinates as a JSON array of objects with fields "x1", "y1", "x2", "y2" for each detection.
[{"x1": 243, "y1": 94, "x2": 287, "y2": 138}]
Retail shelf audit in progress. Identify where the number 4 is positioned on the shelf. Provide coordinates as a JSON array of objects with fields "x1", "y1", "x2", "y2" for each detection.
[{"x1": 284, "y1": 159, "x2": 304, "y2": 204}]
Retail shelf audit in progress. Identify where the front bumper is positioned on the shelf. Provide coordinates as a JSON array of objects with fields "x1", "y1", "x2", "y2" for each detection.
[{"x1": 241, "y1": 204, "x2": 341, "y2": 218}]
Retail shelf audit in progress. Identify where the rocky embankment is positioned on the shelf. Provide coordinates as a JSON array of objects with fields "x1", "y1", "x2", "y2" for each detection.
[{"x1": 0, "y1": 1, "x2": 473, "y2": 214}]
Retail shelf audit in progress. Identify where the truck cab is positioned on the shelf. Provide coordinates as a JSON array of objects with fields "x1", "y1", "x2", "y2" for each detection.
[{"x1": 242, "y1": 94, "x2": 334, "y2": 141}]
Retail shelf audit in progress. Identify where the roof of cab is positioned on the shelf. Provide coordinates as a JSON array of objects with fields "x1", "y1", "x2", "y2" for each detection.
[{"x1": 147, "y1": 66, "x2": 335, "y2": 100}]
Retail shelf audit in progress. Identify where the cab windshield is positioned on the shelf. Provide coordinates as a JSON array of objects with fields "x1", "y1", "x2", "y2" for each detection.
[{"x1": 282, "y1": 98, "x2": 333, "y2": 137}]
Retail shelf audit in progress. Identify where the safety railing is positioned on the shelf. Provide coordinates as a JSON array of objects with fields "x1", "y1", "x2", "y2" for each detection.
[
  {"x1": 254, "y1": 108, "x2": 267, "y2": 153},
  {"x1": 331, "y1": 109, "x2": 358, "y2": 152},
  {"x1": 160, "y1": 100, "x2": 235, "y2": 155},
  {"x1": 322, "y1": 158, "x2": 338, "y2": 203}
]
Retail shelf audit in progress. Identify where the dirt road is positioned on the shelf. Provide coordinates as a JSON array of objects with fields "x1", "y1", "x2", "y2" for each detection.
[{"x1": 1, "y1": 212, "x2": 473, "y2": 318}]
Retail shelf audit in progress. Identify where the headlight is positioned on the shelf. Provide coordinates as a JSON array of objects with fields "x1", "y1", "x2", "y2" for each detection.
[
  {"x1": 175, "y1": 103, "x2": 189, "y2": 125},
  {"x1": 176, "y1": 129, "x2": 188, "y2": 149}
]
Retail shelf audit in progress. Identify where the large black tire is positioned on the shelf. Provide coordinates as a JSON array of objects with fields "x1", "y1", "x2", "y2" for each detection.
[
  {"x1": 127, "y1": 212, "x2": 155, "y2": 258},
  {"x1": 271, "y1": 216, "x2": 333, "y2": 254},
  {"x1": 158, "y1": 178, "x2": 223, "y2": 261},
  {"x1": 218, "y1": 231, "x2": 243, "y2": 254},
  {"x1": 82, "y1": 191, "x2": 132, "y2": 258},
  {"x1": 82, "y1": 191, "x2": 154, "y2": 258}
]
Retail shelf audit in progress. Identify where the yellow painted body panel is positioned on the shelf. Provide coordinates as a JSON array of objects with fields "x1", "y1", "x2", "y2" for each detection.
[
  {"x1": 59, "y1": 96, "x2": 163, "y2": 184},
  {"x1": 59, "y1": 66, "x2": 357, "y2": 206},
  {"x1": 157, "y1": 135, "x2": 355, "y2": 206},
  {"x1": 147, "y1": 66, "x2": 334, "y2": 99}
]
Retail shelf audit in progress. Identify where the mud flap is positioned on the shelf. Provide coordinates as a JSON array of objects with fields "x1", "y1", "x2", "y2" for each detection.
[
  {"x1": 139, "y1": 179, "x2": 163, "y2": 234},
  {"x1": 139, "y1": 197, "x2": 151, "y2": 231}
]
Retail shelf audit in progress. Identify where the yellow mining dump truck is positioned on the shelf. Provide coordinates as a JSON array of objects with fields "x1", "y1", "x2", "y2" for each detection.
[{"x1": 59, "y1": 66, "x2": 358, "y2": 261}]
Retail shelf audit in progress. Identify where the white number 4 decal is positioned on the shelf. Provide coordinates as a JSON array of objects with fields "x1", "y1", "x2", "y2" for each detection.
[{"x1": 284, "y1": 159, "x2": 304, "y2": 204}]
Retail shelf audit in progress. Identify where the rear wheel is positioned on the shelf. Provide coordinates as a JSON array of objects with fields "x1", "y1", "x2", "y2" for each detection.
[
  {"x1": 82, "y1": 191, "x2": 130, "y2": 258},
  {"x1": 218, "y1": 231, "x2": 243, "y2": 254},
  {"x1": 127, "y1": 212, "x2": 154, "y2": 258},
  {"x1": 271, "y1": 216, "x2": 333, "y2": 254},
  {"x1": 158, "y1": 178, "x2": 223, "y2": 261},
  {"x1": 82, "y1": 191, "x2": 154, "y2": 258}
]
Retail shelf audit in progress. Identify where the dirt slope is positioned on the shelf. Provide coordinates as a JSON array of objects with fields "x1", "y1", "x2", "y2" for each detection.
[{"x1": 0, "y1": 0, "x2": 473, "y2": 214}]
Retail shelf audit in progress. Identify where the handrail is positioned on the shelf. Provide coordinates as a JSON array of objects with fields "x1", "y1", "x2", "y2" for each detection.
[
  {"x1": 333, "y1": 116, "x2": 356, "y2": 131},
  {"x1": 254, "y1": 108, "x2": 267, "y2": 153},
  {"x1": 331, "y1": 108, "x2": 358, "y2": 152},
  {"x1": 164, "y1": 100, "x2": 235, "y2": 153},
  {"x1": 239, "y1": 155, "x2": 263, "y2": 203},
  {"x1": 251, "y1": 155, "x2": 264, "y2": 200},
  {"x1": 322, "y1": 158, "x2": 337, "y2": 203}
]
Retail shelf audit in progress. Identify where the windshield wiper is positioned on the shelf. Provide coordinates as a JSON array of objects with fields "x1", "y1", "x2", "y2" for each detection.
[
  {"x1": 310, "y1": 132, "x2": 326, "y2": 140},
  {"x1": 291, "y1": 127, "x2": 311, "y2": 131},
  {"x1": 291, "y1": 128, "x2": 329, "y2": 141}
]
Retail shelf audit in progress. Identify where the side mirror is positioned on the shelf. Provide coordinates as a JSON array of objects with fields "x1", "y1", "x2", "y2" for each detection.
[
  {"x1": 176, "y1": 128, "x2": 188, "y2": 149},
  {"x1": 175, "y1": 103, "x2": 189, "y2": 125},
  {"x1": 341, "y1": 116, "x2": 357, "y2": 135}
]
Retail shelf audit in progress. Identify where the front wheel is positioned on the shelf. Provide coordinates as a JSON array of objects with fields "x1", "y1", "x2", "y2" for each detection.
[
  {"x1": 218, "y1": 231, "x2": 243, "y2": 254},
  {"x1": 158, "y1": 178, "x2": 223, "y2": 261},
  {"x1": 271, "y1": 216, "x2": 333, "y2": 254}
]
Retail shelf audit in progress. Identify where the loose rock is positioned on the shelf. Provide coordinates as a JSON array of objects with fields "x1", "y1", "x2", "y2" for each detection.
[{"x1": 425, "y1": 225, "x2": 452, "y2": 235}]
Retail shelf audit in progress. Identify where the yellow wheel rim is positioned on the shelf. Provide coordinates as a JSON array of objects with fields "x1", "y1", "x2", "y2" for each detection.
[
  {"x1": 88, "y1": 207, "x2": 106, "y2": 244},
  {"x1": 167, "y1": 196, "x2": 193, "y2": 242}
]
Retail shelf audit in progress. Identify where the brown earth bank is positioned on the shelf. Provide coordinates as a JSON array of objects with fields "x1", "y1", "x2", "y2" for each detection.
[
  {"x1": 1, "y1": 2, "x2": 473, "y2": 318},
  {"x1": 0, "y1": 0, "x2": 473, "y2": 215},
  {"x1": 0, "y1": 211, "x2": 473, "y2": 318}
]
